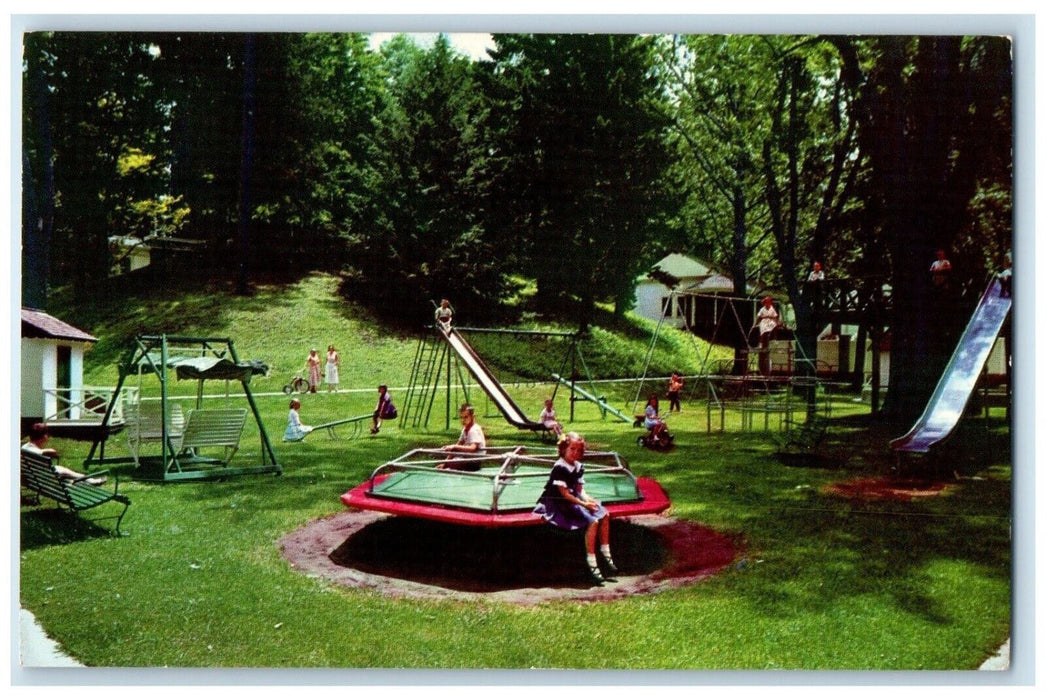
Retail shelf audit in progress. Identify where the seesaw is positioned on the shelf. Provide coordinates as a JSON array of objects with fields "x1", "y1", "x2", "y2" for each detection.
[{"x1": 286, "y1": 413, "x2": 375, "y2": 442}]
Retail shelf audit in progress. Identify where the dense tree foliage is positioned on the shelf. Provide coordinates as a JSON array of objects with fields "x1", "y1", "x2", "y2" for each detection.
[
  {"x1": 660, "y1": 35, "x2": 862, "y2": 375},
  {"x1": 23, "y1": 33, "x2": 173, "y2": 298},
  {"x1": 830, "y1": 36, "x2": 1012, "y2": 420},
  {"x1": 340, "y1": 34, "x2": 516, "y2": 327},
  {"x1": 21, "y1": 31, "x2": 1012, "y2": 418},
  {"x1": 486, "y1": 34, "x2": 679, "y2": 329}
]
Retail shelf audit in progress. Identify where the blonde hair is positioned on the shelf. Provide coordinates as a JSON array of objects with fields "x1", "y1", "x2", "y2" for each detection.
[{"x1": 557, "y1": 431, "x2": 584, "y2": 457}]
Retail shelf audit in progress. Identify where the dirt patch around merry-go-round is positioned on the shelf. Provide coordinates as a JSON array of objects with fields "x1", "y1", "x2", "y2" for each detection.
[
  {"x1": 279, "y1": 510, "x2": 741, "y2": 605},
  {"x1": 821, "y1": 476, "x2": 955, "y2": 502}
]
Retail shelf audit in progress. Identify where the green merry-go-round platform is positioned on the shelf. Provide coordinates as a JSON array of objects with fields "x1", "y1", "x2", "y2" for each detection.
[{"x1": 341, "y1": 445, "x2": 670, "y2": 527}]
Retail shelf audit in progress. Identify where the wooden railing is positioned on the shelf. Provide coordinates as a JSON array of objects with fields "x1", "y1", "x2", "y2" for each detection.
[
  {"x1": 43, "y1": 386, "x2": 139, "y2": 423},
  {"x1": 799, "y1": 276, "x2": 892, "y2": 323}
]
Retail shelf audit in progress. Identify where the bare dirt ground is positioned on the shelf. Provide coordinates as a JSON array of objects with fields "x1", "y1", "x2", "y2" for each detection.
[
  {"x1": 279, "y1": 510, "x2": 742, "y2": 604},
  {"x1": 821, "y1": 476, "x2": 953, "y2": 501}
]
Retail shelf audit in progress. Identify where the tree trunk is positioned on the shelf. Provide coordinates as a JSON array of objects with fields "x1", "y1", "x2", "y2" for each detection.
[{"x1": 235, "y1": 34, "x2": 258, "y2": 295}]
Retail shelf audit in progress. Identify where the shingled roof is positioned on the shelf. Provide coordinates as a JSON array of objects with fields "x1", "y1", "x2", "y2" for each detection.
[{"x1": 21, "y1": 308, "x2": 97, "y2": 343}]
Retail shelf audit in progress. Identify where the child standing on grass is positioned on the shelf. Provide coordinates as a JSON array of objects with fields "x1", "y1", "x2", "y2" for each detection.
[
  {"x1": 305, "y1": 349, "x2": 322, "y2": 393},
  {"x1": 666, "y1": 372, "x2": 684, "y2": 412},
  {"x1": 324, "y1": 345, "x2": 340, "y2": 393}
]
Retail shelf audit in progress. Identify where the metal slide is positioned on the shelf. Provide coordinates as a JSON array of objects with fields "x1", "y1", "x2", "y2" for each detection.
[
  {"x1": 890, "y1": 278, "x2": 1011, "y2": 453},
  {"x1": 441, "y1": 328, "x2": 546, "y2": 431}
]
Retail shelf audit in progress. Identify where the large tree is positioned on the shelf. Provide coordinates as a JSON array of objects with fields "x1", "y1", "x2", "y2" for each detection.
[
  {"x1": 661, "y1": 35, "x2": 860, "y2": 372},
  {"x1": 831, "y1": 36, "x2": 1013, "y2": 422},
  {"x1": 660, "y1": 35, "x2": 777, "y2": 296},
  {"x1": 486, "y1": 33, "x2": 678, "y2": 329},
  {"x1": 23, "y1": 32, "x2": 173, "y2": 298},
  {"x1": 759, "y1": 37, "x2": 862, "y2": 376},
  {"x1": 155, "y1": 33, "x2": 315, "y2": 277},
  {"x1": 341, "y1": 34, "x2": 515, "y2": 326},
  {"x1": 284, "y1": 33, "x2": 386, "y2": 261}
]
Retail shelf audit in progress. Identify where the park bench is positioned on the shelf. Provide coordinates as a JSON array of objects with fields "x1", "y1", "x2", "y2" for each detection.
[
  {"x1": 20, "y1": 450, "x2": 131, "y2": 535},
  {"x1": 176, "y1": 407, "x2": 248, "y2": 465}
]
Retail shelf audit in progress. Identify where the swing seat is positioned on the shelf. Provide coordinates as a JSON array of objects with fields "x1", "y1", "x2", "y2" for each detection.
[
  {"x1": 175, "y1": 408, "x2": 248, "y2": 465},
  {"x1": 126, "y1": 402, "x2": 185, "y2": 465}
]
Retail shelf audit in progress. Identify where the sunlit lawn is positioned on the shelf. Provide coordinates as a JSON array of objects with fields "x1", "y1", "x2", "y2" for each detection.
[{"x1": 19, "y1": 273, "x2": 1011, "y2": 670}]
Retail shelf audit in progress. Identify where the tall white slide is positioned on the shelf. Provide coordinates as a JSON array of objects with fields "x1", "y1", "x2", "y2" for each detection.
[
  {"x1": 890, "y1": 278, "x2": 1011, "y2": 453},
  {"x1": 441, "y1": 328, "x2": 546, "y2": 431}
]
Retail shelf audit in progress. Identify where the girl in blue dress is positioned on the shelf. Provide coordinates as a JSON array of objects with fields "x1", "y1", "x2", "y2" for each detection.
[
  {"x1": 283, "y1": 399, "x2": 312, "y2": 442},
  {"x1": 533, "y1": 431, "x2": 618, "y2": 585}
]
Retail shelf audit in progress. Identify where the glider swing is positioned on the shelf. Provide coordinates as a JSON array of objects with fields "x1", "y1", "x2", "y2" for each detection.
[{"x1": 83, "y1": 334, "x2": 281, "y2": 482}]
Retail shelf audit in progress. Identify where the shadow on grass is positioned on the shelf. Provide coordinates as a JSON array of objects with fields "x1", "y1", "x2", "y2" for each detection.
[
  {"x1": 20, "y1": 506, "x2": 122, "y2": 548},
  {"x1": 726, "y1": 465, "x2": 1011, "y2": 625},
  {"x1": 328, "y1": 518, "x2": 671, "y2": 592},
  {"x1": 620, "y1": 417, "x2": 1012, "y2": 626}
]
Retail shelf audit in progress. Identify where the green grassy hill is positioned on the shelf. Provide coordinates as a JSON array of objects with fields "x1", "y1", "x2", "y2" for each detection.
[{"x1": 63, "y1": 271, "x2": 731, "y2": 394}]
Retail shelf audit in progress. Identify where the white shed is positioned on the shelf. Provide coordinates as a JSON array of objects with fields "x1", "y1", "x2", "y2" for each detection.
[
  {"x1": 634, "y1": 253, "x2": 738, "y2": 328},
  {"x1": 21, "y1": 308, "x2": 97, "y2": 427}
]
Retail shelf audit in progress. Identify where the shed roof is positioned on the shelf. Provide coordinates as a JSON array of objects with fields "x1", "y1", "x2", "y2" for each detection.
[
  {"x1": 21, "y1": 308, "x2": 97, "y2": 343},
  {"x1": 684, "y1": 272, "x2": 737, "y2": 293},
  {"x1": 648, "y1": 253, "x2": 714, "y2": 280}
]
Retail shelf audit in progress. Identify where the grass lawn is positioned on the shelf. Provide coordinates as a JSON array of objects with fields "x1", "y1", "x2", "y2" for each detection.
[{"x1": 19, "y1": 273, "x2": 1011, "y2": 670}]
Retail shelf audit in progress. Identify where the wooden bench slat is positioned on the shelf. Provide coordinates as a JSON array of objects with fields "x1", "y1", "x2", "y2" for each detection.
[
  {"x1": 67, "y1": 483, "x2": 124, "y2": 508},
  {"x1": 20, "y1": 450, "x2": 130, "y2": 535},
  {"x1": 180, "y1": 408, "x2": 247, "y2": 449}
]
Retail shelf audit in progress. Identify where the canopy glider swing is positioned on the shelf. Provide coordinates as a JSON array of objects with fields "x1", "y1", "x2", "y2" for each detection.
[
  {"x1": 341, "y1": 445, "x2": 670, "y2": 527},
  {"x1": 84, "y1": 334, "x2": 281, "y2": 482}
]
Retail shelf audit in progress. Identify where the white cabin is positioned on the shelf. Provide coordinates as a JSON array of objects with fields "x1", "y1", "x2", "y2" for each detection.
[
  {"x1": 21, "y1": 308, "x2": 97, "y2": 425},
  {"x1": 634, "y1": 254, "x2": 741, "y2": 328}
]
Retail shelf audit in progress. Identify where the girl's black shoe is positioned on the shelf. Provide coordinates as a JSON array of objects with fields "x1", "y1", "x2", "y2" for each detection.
[{"x1": 588, "y1": 565, "x2": 605, "y2": 586}]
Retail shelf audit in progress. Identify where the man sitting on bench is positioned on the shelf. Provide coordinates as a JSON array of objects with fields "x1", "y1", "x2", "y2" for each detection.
[{"x1": 21, "y1": 422, "x2": 106, "y2": 486}]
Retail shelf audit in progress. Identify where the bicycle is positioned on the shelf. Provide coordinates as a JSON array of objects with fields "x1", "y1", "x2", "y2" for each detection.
[{"x1": 282, "y1": 373, "x2": 310, "y2": 395}]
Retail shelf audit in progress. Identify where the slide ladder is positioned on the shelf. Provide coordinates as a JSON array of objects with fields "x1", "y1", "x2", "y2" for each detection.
[
  {"x1": 890, "y1": 278, "x2": 1011, "y2": 453},
  {"x1": 402, "y1": 335, "x2": 446, "y2": 429}
]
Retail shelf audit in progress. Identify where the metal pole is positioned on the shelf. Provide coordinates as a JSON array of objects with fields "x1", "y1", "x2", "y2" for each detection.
[
  {"x1": 570, "y1": 341, "x2": 577, "y2": 422},
  {"x1": 451, "y1": 326, "x2": 576, "y2": 337},
  {"x1": 446, "y1": 333, "x2": 452, "y2": 431}
]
